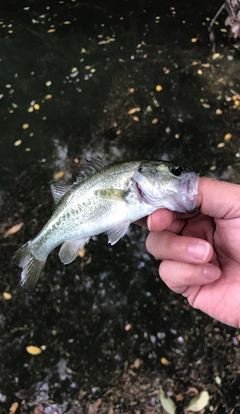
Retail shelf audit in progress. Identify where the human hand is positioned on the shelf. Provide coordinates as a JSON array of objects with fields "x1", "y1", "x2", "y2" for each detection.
[{"x1": 146, "y1": 177, "x2": 240, "y2": 327}]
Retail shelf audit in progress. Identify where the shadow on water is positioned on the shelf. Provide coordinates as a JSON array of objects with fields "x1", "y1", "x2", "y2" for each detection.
[{"x1": 0, "y1": 0, "x2": 240, "y2": 412}]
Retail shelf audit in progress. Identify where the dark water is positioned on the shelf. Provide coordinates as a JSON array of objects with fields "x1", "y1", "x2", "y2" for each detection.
[{"x1": 1, "y1": 0, "x2": 240, "y2": 412}]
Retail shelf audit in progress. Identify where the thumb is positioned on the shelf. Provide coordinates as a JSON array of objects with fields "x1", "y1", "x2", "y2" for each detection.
[{"x1": 197, "y1": 177, "x2": 240, "y2": 219}]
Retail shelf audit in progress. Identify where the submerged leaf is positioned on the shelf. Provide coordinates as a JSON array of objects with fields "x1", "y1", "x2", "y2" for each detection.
[{"x1": 159, "y1": 388, "x2": 176, "y2": 414}]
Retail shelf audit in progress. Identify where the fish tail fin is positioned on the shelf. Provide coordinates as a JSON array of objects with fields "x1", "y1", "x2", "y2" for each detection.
[{"x1": 14, "y1": 242, "x2": 46, "y2": 290}]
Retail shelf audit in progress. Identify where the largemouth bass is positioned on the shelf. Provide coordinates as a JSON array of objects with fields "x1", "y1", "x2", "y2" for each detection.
[{"x1": 14, "y1": 158, "x2": 198, "y2": 290}]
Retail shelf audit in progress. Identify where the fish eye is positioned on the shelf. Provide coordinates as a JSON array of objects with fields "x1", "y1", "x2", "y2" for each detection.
[{"x1": 169, "y1": 164, "x2": 183, "y2": 176}]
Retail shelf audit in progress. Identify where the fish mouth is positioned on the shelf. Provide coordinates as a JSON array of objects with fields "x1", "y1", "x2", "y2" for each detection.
[{"x1": 179, "y1": 172, "x2": 199, "y2": 213}]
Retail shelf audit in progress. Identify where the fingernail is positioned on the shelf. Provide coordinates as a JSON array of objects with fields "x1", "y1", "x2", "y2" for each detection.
[
  {"x1": 188, "y1": 242, "x2": 210, "y2": 261},
  {"x1": 204, "y1": 264, "x2": 221, "y2": 280},
  {"x1": 147, "y1": 215, "x2": 151, "y2": 231}
]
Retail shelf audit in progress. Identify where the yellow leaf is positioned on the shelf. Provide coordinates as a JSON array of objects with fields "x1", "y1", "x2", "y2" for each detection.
[
  {"x1": 191, "y1": 38, "x2": 198, "y2": 43},
  {"x1": 224, "y1": 133, "x2": 232, "y2": 141},
  {"x1": 48, "y1": 28, "x2": 56, "y2": 33},
  {"x1": 45, "y1": 94, "x2": 52, "y2": 100},
  {"x1": 33, "y1": 103, "x2": 40, "y2": 110},
  {"x1": 161, "y1": 357, "x2": 170, "y2": 365},
  {"x1": 5, "y1": 222, "x2": 23, "y2": 237},
  {"x1": 151, "y1": 118, "x2": 158, "y2": 124},
  {"x1": 22, "y1": 123, "x2": 29, "y2": 129},
  {"x1": 212, "y1": 53, "x2": 221, "y2": 60},
  {"x1": 215, "y1": 109, "x2": 223, "y2": 115},
  {"x1": 26, "y1": 345, "x2": 42, "y2": 355},
  {"x1": 14, "y1": 140, "x2": 22, "y2": 146},
  {"x1": 54, "y1": 171, "x2": 65, "y2": 180},
  {"x1": 128, "y1": 107, "x2": 140, "y2": 114},
  {"x1": 3, "y1": 292, "x2": 12, "y2": 300},
  {"x1": 9, "y1": 402, "x2": 19, "y2": 414},
  {"x1": 78, "y1": 247, "x2": 86, "y2": 257},
  {"x1": 155, "y1": 85, "x2": 163, "y2": 92},
  {"x1": 45, "y1": 81, "x2": 52, "y2": 86}
]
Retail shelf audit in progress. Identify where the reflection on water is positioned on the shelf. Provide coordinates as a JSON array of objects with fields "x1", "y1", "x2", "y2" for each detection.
[{"x1": 0, "y1": 0, "x2": 240, "y2": 411}]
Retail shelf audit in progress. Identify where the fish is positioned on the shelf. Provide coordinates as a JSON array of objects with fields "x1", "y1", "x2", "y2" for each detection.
[{"x1": 14, "y1": 158, "x2": 199, "y2": 290}]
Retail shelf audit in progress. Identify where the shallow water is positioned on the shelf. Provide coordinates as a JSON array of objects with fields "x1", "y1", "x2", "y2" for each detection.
[{"x1": 0, "y1": 0, "x2": 240, "y2": 412}]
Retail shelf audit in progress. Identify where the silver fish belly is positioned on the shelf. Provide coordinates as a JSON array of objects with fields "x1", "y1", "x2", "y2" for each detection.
[{"x1": 14, "y1": 158, "x2": 199, "y2": 290}]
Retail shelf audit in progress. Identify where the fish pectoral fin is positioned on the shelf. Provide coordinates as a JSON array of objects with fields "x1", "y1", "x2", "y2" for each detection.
[
  {"x1": 59, "y1": 237, "x2": 90, "y2": 264},
  {"x1": 94, "y1": 189, "x2": 127, "y2": 201},
  {"x1": 50, "y1": 183, "x2": 72, "y2": 205},
  {"x1": 107, "y1": 221, "x2": 130, "y2": 245}
]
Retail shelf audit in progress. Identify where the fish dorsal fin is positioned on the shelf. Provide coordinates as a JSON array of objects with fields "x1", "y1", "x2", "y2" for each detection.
[
  {"x1": 50, "y1": 183, "x2": 72, "y2": 205},
  {"x1": 75, "y1": 157, "x2": 108, "y2": 184}
]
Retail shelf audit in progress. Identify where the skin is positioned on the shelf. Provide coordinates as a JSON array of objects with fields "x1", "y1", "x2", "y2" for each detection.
[{"x1": 144, "y1": 177, "x2": 240, "y2": 328}]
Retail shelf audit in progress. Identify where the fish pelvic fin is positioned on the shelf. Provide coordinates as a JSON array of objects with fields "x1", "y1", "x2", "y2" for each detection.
[{"x1": 13, "y1": 242, "x2": 46, "y2": 290}]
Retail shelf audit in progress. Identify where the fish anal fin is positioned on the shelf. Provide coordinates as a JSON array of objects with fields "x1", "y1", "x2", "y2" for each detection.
[
  {"x1": 50, "y1": 183, "x2": 72, "y2": 205},
  {"x1": 59, "y1": 237, "x2": 90, "y2": 264},
  {"x1": 107, "y1": 221, "x2": 130, "y2": 245}
]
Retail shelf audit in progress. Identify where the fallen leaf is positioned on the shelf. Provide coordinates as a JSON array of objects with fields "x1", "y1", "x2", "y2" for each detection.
[
  {"x1": 191, "y1": 38, "x2": 198, "y2": 43},
  {"x1": 3, "y1": 292, "x2": 12, "y2": 300},
  {"x1": 133, "y1": 358, "x2": 141, "y2": 368},
  {"x1": 33, "y1": 103, "x2": 40, "y2": 110},
  {"x1": 224, "y1": 133, "x2": 232, "y2": 141},
  {"x1": 22, "y1": 123, "x2": 29, "y2": 129},
  {"x1": 161, "y1": 357, "x2": 170, "y2": 365},
  {"x1": 54, "y1": 171, "x2": 65, "y2": 180},
  {"x1": 159, "y1": 388, "x2": 176, "y2": 414},
  {"x1": 14, "y1": 140, "x2": 22, "y2": 146},
  {"x1": 9, "y1": 402, "x2": 19, "y2": 414},
  {"x1": 88, "y1": 399, "x2": 101, "y2": 414},
  {"x1": 5, "y1": 222, "x2": 23, "y2": 237},
  {"x1": 152, "y1": 118, "x2": 158, "y2": 124},
  {"x1": 26, "y1": 346, "x2": 42, "y2": 355},
  {"x1": 125, "y1": 323, "x2": 131, "y2": 331},
  {"x1": 45, "y1": 94, "x2": 52, "y2": 100},
  {"x1": 132, "y1": 116, "x2": 139, "y2": 121},
  {"x1": 47, "y1": 28, "x2": 56, "y2": 33},
  {"x1": 155, "y1": 85, "x2": 163, "y2": 92},
  {"x1": 128, "y1": 107, "x2": 141, "y2": 114},
  {"x1": 215, "y1": 109, "x2": 223, "y2": 115},
  {"x1": 212, "y1": 53, "x2": 221, "y2": 60},
  {"x1": 185, "y1": 390, "x2": 210, "y2": 412},
  {"x1": 78, "y1": 247, "x2": 86, "y2": 258}
]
